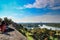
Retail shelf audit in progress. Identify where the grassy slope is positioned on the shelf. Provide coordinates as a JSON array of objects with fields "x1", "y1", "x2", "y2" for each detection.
[{"x1": 20, "y1": 29, "x2": 33, "y2": 40}]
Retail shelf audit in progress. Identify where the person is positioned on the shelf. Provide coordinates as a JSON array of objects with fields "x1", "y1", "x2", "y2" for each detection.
[{"x1": 0, "y1": 21, "x2": 6, "y2": 33}]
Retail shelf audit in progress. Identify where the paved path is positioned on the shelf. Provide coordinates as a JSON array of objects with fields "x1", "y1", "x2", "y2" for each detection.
[{"x1": 0, "y1": 24, "x2": 27, "y2": 40}]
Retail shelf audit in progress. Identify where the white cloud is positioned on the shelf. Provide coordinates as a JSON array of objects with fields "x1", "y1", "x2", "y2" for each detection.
[
  {"x1": 1, "y1": 16, "x2": 14, "y2": 20},
  {"x1": 12, "y1": 14, "x2": 60, "y2": 23},
  {"x1": 24, "y1": 0, "x2": 54, "y2": 8},
  {"x1": 15, "y1": 7, "x2": 25, "y2": 9},
  {"x1": 24, "y1": 4, "x2": 33, "y2": 8},
  {"x1": 51, "y1": 6, "x2": 60, "y2": 10}
]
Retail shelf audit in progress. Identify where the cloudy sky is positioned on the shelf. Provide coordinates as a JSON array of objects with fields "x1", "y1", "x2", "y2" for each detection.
[{"x1": 0, "y1": 0, "x2": 60, "y2": 23}]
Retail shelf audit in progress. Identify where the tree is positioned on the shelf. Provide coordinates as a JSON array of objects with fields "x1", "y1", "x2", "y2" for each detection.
[
  {"x1": 0, "y1": 18, "x2": 2, "y2": 25},
  {"x1": 4, "y1": 17, "x2": 13, "y2": 25},
  {"x1": 0, "y1": 18, "x2": 2, "y2": 22}
]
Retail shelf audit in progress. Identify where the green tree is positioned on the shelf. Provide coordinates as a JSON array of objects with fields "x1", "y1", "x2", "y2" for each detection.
[
  {"x1": 0, "y1": 18, "x2": 2, "y2": 22},
  {"x1": 0, "y1": 18, "x2": 2, "y2": 25},
  {"x1": 4, "y1": 17, "x2": 13, "y2": 25}
]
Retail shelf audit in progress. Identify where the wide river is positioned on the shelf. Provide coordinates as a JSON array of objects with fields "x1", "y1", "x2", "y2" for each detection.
[
  {"x1": 25, "y1": 25, "x2": 60, "y2": 30},
  {"x1": 39, "y1": 25, "x2": 60, "y2": 30}
]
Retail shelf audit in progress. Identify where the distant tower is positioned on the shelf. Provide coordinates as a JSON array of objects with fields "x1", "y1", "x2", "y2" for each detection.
[{"x1": 40, "y1": 22, "x2": 43, "y2": 26}]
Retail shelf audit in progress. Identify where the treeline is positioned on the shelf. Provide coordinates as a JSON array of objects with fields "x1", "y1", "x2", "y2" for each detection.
[
  {"x1": 0, "y1": 17, "x2": 13, "y2": 25},
  {"x1": 44, "y1": 23, "x2": 60, "y2": 28}
]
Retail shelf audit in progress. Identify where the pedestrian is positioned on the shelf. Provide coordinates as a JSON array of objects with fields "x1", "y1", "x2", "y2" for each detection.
[{"x1": 0, "y1": 21, "x2": 6, "y2": 33}]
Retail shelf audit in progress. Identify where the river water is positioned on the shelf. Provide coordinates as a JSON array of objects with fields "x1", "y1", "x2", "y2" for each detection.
[
  {"x1": 25, "y1": 24, "x2": 60, "y2": 30},
  {"x1": 39, "y1": 25, "x2": 60, "y2": 30}
]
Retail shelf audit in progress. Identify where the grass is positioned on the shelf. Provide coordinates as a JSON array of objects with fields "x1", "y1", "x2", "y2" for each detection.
[
  {"x1": 49, "y1": 36, "x2": 58, "y2": 40},
  {"x1": 19, "y1": 29, "x2": 59, "y2": 40},
  {"x1": 49, "y1": 36, "x2": 53, "y2": 40},
  {"x1": 20, "y1": 29, "x2": 33, "y2": 40},
  {"x1": 26, "y1": 32, "x2": 33, "y2": 40}
]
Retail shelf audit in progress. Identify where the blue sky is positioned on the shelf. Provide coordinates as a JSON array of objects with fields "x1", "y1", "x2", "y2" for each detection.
[{"x1": 0, "y1": 0, "x2": 60, "y2": 23}]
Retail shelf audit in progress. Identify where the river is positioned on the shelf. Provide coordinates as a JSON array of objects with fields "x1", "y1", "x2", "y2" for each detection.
[{"x1": 39, "y1": 25, "x2": 60, "y2": 30}]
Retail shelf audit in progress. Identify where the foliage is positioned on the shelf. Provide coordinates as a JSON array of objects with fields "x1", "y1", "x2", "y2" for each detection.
[
  {"x1": 0, "y1": 17, "x2": 13, "y2": 26},
  {"x1": 4, "y1": 17, "x2": 13, "y2": 25},
  {"x1": 0, "y1": 18, "x2": 2, "y2": 22},
  {"x1": 44, "y1": 23, "x2": 60, "y2": 28}
]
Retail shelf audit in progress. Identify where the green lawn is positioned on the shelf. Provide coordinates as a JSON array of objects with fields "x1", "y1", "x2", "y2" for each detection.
[
  {"x1": 20, "y1": 29, "x2": 33, "y2": 40},
  {"x1": 26, "y1": 32, "x2": 33, "y2": 40},
  {"x1": 49, "y1": 36, "x2": 58, "y2": 40}
]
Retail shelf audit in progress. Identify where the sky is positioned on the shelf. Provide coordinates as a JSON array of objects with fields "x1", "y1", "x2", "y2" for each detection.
[{"x1": 0, "y1": 0, "x2": 60, "y2": 23}]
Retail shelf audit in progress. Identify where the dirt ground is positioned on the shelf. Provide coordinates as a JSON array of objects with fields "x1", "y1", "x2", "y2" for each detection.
[{"x1": 0, "y1": 24, "x2": 27, "y2": 40}]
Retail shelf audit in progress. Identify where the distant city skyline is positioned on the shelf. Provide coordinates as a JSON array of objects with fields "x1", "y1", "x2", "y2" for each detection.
[{"x1": 0, "y1": 0, "x2": 60, "y2": 23}]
